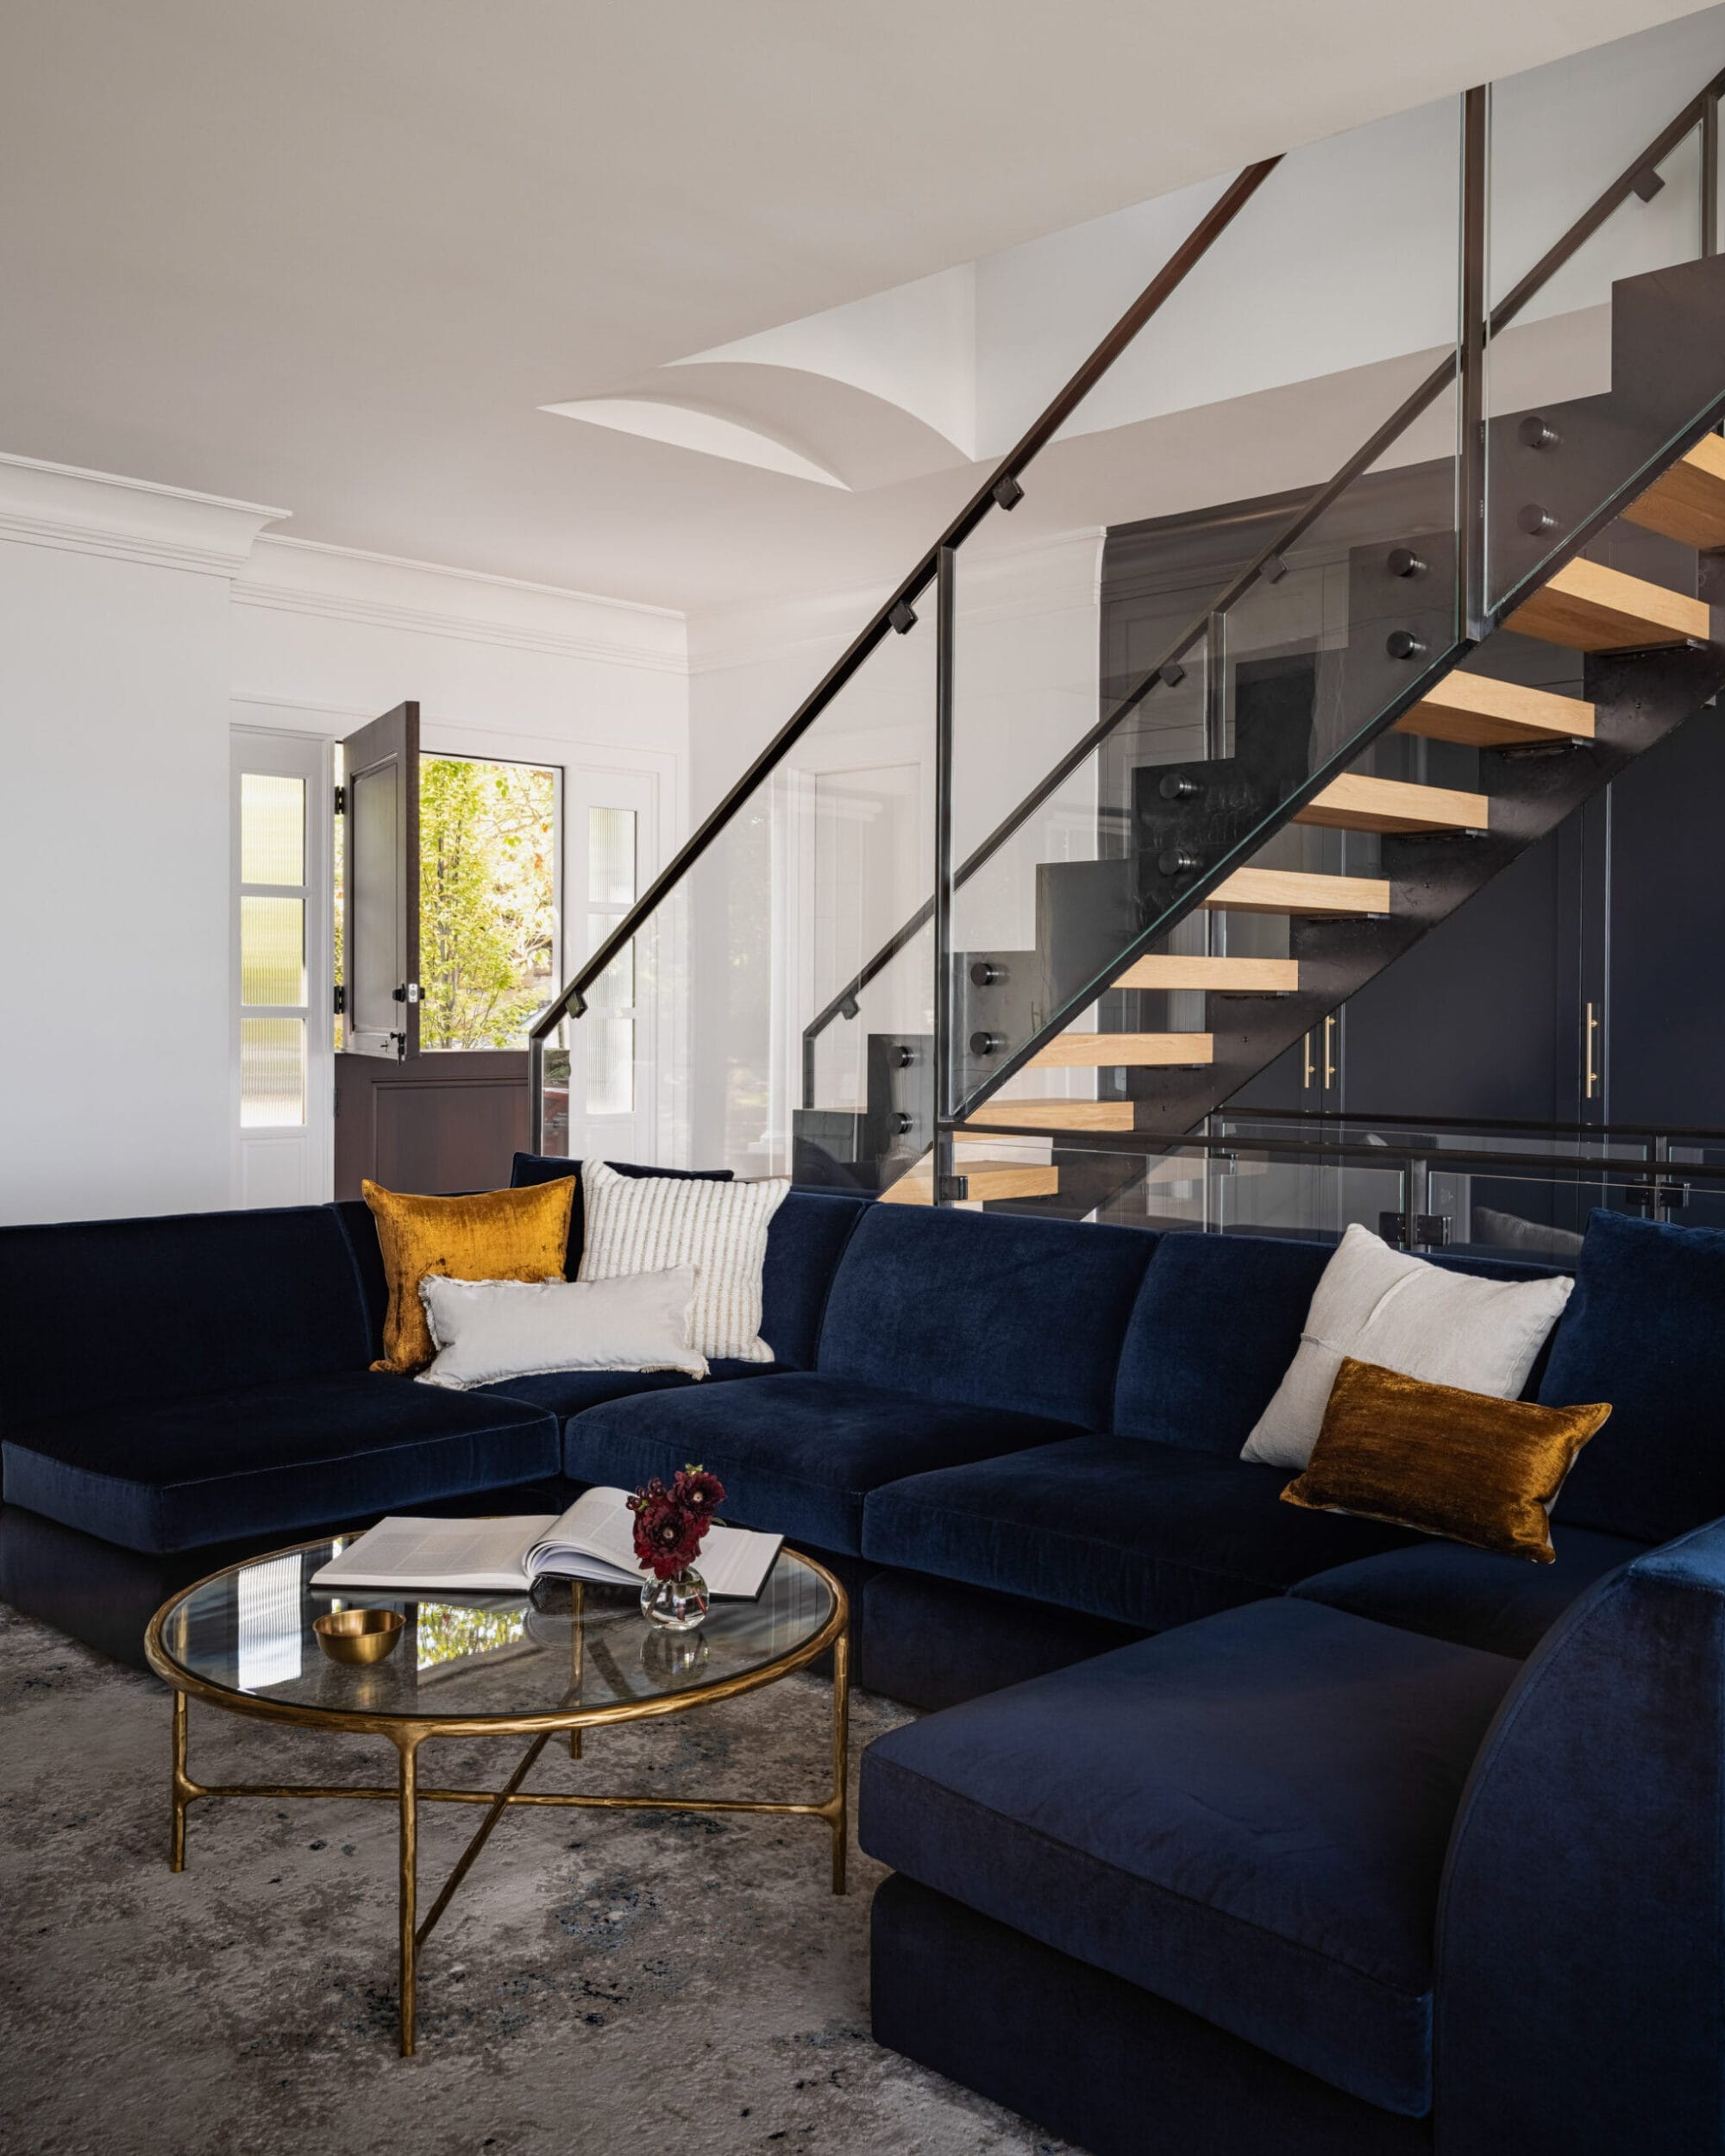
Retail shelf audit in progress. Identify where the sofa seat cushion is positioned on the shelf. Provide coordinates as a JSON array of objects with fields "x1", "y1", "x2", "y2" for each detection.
[
  {"x1": 861, "y1": 1434, "x2": 1422, "y2": 1632},
  {"x1": 1289, "y1": 1524, "x2": 1645, "y2": 1658},
  {"x1": 1, "y1": 1376, "x2": 559, "y2": 1554},
  {"x1": 478, "y1": 1360, "x2": 781, "y2": 1420},
  {"x1": 859, "y1": 1598, "x2": 1521, "y2": 2116},
  {"x1": 563, "y1": 1371, "x2": 1079, "y2": 1554}
]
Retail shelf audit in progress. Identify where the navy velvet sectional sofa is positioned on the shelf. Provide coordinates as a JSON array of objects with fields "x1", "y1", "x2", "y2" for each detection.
[{"x1": 3, "y1": 1158, "x2": 1723, "y2": 2153}]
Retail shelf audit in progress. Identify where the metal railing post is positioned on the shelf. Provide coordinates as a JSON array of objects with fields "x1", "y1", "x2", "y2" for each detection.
[
  {"x1": 932, "y1": 547, "x2": 957, "y2": 1207},
  {"x1": 1459, "y1": 84, "x2": 1490, "y2": 642}
]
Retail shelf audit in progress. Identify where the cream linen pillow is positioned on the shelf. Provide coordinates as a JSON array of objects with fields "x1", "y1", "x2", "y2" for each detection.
[
  {"x1": 577, "y1": 1160, "x2": 790, "y2": 1363},
  {"x1": 416, "y1": 1267, "x2": 706, "y2": 1390},
  {"x1": 1240, "y1": 1223, "x2": 1574, "y2": 1471}
]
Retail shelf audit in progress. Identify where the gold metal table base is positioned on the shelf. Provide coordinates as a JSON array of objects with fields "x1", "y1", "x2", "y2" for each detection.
[{"x1": 154, "y1": 1557, "x2": 851, "y2": 2059}]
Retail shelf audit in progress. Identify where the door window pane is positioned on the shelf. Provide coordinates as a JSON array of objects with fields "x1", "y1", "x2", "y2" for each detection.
[
  {"x1": 241, "y1": 896, "x2": 306, "y2": 1006},
  {"x1": 589, "y1": 806, "x2": 636, "y2": 906},
  {"x1": 241, "y1": 1018, "x2": 306, "y2": 1126},
  {"x1": 240, "y1": 773, "x2": 305, "y2": 885},
  {"x1": 420, "y1": 755, "x2": 559, "y2": 1050}
]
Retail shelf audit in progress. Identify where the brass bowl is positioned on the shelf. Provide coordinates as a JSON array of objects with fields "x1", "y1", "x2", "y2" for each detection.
[{"x1": 314, "y1": 1608, "x2": 405, "y2": 1665}]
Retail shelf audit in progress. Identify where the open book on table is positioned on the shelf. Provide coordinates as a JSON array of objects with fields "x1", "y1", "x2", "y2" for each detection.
[{"x1": 310, "y1": 1487, "x2": 782, "y2": 1601}]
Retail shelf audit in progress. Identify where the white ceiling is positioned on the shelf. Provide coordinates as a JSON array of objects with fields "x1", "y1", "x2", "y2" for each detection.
[{"x1": 2, "y1": 0, "x2": 1716, "y2": 612}]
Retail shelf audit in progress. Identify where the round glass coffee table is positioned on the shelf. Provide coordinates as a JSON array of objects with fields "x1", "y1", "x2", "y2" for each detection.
[{"x1": 145, "y1": 1539, "x2": 850, "y2": 2054}]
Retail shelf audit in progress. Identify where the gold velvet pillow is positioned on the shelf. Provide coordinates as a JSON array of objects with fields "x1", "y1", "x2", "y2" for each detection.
[
  {"x1": 363, "y1": 1177, "x2": 575, "y2": 1375},
  {"x1": 1281, "y1": 1356, "x2": 1611, "y2": 1564}
]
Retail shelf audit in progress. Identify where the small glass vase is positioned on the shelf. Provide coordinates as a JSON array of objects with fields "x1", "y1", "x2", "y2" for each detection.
[{"x1": 641, "y1": 1566, "x2": 710, "y2": 1632}]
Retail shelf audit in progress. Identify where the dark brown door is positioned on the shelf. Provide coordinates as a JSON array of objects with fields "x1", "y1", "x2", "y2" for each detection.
[
  {"x1": 342, "y1": 701, "x2": 420, "y2": 1060},
  {"x1": 334, "y1": 702, "x2": 530, "y2": 1197}
]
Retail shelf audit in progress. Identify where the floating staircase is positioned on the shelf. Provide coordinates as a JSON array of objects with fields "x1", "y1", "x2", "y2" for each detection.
[
  {"x1": 805, "y1": 422, "x2": 1725, "y2": 1209},
  {"x1": 774, "y1": 109, "x2": 1725, "y2": 1218}
]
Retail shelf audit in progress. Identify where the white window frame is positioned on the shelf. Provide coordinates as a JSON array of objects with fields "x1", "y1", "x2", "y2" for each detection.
[{"x1": 230, "y1": 726, "x2": 335, "y2": 1206}]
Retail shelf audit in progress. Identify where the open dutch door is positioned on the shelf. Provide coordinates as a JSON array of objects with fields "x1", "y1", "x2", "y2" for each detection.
[{"x1": 333, "y1": 700, "x2": 533, "y2": 1195}]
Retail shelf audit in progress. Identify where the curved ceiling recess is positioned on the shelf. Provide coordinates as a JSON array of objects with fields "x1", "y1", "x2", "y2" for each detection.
[{"x1": 542, "y1": 266, "x2": 980, "y2": 492}]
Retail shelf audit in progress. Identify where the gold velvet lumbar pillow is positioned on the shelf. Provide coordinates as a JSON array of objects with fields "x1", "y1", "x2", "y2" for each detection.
[
  {"x1": 1281, "y1": 1356, "x2": 1612, "y2": 1564},
  {"x1": 363, "y1": 1177, "x2": 575, "y2": 1375}
]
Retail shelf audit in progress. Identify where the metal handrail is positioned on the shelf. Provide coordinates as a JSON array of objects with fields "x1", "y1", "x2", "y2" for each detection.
[
  {"x1": 526, "y1": 154, "x2": 1282, "y2": 1145},
  {"x1": 806, "y1": 60, "x2": 1725, "y2": 1109}
]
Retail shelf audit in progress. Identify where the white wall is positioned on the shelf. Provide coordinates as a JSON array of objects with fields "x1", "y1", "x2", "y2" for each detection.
[
  {"x1": 0, "y1": 461, "x2": 281, "y2": 1224},
  {"x1": 0, "y1": 457, "x2": 688, "y2": 1225}
]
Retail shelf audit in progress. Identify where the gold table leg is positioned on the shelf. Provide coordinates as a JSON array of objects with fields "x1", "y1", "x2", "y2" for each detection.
[
  {"x1": 171, "y1": 1689, "x2": 191, "y2": 1872},
  {"x1": 397, "y1": 1736, "x2": 419, "y2": 2058},
  {"x1": 825, "y1": 1627, "x2": 851, "y2": 1894},
  {"x1": 569, "y1": 1581, "x2": 584, "y2": 1761}
]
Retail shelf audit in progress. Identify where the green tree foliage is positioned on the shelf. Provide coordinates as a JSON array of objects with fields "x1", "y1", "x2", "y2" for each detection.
[{"x1": 419, "y1": 757, "x2": 557, "y2": 1050}]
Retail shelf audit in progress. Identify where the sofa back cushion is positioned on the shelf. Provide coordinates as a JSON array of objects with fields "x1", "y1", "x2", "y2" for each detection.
[
  {"x1": 1113, "y1": 1230, "x2": 1571, "y2": 1455},
  {"x1": 1542, "y1": 1208, "x2": 1725, "y2": 1544},
  {"x1": 816, "y1": 1204, "x2": 1158, "y2": 1428},
  {"x1": 0, "y1": 1206, "x2": 373, "y2": 1428}
]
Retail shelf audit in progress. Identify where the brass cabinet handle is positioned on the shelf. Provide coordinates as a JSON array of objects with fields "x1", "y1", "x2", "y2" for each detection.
[
  {"x1": 1323, "y1": 1012, "x2": 1338, "y2": 1088},
  {"x1": 1584, "y1": 1000, "x2": 1600, "y2": 1100},
  {"x1": 1302, "y1": 1031, "x2": 1315, "y2": 1090}
]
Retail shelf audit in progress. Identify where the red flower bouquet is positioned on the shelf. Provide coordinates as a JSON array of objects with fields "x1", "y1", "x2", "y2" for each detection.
[{"x1": 628, "y1": 1463, "x2": 728, "y2": 1583}]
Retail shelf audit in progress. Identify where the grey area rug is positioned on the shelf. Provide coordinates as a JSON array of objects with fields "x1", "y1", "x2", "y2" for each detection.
[{"x1": 0, "y1": 1603, "x2": 1073, "y2": 2156}]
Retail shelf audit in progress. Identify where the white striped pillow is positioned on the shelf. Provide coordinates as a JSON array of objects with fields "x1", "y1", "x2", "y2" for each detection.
[{"x1": 576, "y1": 1160, "x2": 790, "y2": 1363}]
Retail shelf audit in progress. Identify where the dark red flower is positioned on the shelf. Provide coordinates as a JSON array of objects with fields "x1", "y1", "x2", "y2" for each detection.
[
  {"x1": 673, "y1": 1464, "x2": 725, "y2": 1517},
  {"x1": 630, "y1": 1465, "x2": 723, "y2": 1581},
  {"x1": 630, "y1": 1495, "x2": 700, "y2": 1580}
]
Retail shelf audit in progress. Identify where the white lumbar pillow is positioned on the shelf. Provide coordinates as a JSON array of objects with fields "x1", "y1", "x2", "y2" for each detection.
[
  {"x1": 416, "y1": 1267, "x2": 706, "y2": 1391},
  {"x1": 578, "y1": 1160, "x2": 790, "y2": 1363},
  {"x1": 1240, "y1": 1222, "x2": 1575, "y2": 1471}
]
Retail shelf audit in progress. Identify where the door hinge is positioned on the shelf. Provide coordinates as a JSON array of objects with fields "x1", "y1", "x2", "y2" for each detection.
[
  {"x1": 333, "y1": 783, "x2": 346, "y2": 815},
  {"x1": 332, "y1": 983, "x2": 345, "y2": 1016}
]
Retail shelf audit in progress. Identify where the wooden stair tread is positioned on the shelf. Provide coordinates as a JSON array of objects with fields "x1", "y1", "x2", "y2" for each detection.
[
  {"x1": 966, "y1": 1100, "x2": 1138, "y2": 1131},
  {"x1": 1623, "y1": 435, "x2": 1725, "y2": 551},
  {"x1": 1507, "y1": 556, "x2": 1708, "y2": 652},
  {"x1": 1112, "y1": 954, "x2": 1299, "y2": 993},
  {"x1": 880, "y1": 1156, "x2": 1060, "y2": 1205},
  {"x1": 1294, "y1": 772, "x2": 1488, "y2": 835},
  {"x1": 1396, "y1": 672, "x2": 1595, "y2": 747},
  {"x1": 1030, "y1": 1031, "x2": 1214, "y2": 1069},
  {"x1": 1201, "y1": 867, "x2": 1390, "y2": 917}
]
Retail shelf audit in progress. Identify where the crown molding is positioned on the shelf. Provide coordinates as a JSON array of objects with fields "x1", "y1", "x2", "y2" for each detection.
[
  {"x1": 235, "y1": 535, "x2": 688, "y2": 674},
  {"x1": 0, "y1": 452, "x2": 288, "y2": 575}
]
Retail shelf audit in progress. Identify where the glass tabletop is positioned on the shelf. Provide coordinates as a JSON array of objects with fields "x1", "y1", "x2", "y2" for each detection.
[{"x1": 151, "y1": 1540, "x2": 838, "y2": 1726}]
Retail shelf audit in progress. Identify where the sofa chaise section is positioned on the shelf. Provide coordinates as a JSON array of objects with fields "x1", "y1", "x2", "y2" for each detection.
[
  {"x1": 3, "y1": 1372, "x2": 559, "y2": 1554},
  {"x1": 0, "y1": 1203, "x2": 559, "y2": 1554},
  {"x1": 861, "y1": 1595, "x2": 1521, "y2": 2119}
]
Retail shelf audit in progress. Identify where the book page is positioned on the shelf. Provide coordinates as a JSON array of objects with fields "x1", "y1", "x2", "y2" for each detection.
[
  {"x1": 311, "y1": 1515, "x2": 553, "y2": 1592},
  {"x1": 525, "y1": 1487, "x2": 781, "y2": 1598},
  {"x1": 697, "y1": 1521, "x2": 783, "y2": 1599}
]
